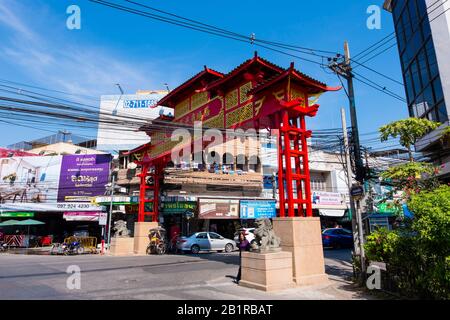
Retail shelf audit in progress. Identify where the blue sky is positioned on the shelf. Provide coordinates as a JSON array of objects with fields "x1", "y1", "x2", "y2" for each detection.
[{"x1": 0, "y1": 0, "x2": 408, "y2": 149}]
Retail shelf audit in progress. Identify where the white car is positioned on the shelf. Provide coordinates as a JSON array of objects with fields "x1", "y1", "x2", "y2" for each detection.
[{"x1": 234, "y1": 228, "x2": 256, "y2": 246}]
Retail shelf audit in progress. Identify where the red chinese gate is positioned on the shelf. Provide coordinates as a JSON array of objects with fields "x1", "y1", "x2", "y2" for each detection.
[{"x1": 128, "y1": 53, "x2": 339, "y2": 222}]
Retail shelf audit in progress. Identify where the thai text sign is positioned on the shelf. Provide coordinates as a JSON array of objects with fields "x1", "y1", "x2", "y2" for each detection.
[
  {"x1": 58, "y1": 155, "x2": 111, "y2": 202},
  {"x1": 162, "y1": 201, "x2": 197, "y2": 215},
  {"x1": 198, "y1": 199, "x2": 239, "y2": 220},
  {"x1": 312, "y1": 191, "x2": 343, "y2": 206},
  {"x1": 240, "y1": 200, "x2": 277, "y2": 219}
]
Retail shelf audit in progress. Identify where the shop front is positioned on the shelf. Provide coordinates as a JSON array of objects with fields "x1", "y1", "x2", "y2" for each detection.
[
  {"x1": 311, "y1": 191, "x2": 349, "y2": 229},
  {"x1": 160, "y1": 201, "x2": 197, "y2": 242},
  {"x1": 198, "y1": 198, "x2": 240, "y2": 239}
]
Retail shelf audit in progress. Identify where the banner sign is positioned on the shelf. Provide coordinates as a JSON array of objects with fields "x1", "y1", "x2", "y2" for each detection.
[
  {"x1": 198, "y1": 199, "x2": 239, "y2": 220},
  {"x1": 0, "y1": 155, "x2": 111, "y2": 209},
  {"x1": 312, "y1": 191, "x2": 344, "y2": 206},
  {"x1": 58, "y1": 155, "x2": 111, "y2": 202},
  {"x1": 240, "y1": 200, "x2": 277, "y2": 219},
  {"x1": 123, "y1": 99, "x2": 159, "y2": 109},
  {"x1": 162, "y1": 201, "x2": 197, "y2": 215},
  {"x1": 63, "y1": 211, "x2": 101, "y2": 222},
  {"x1": 0, "y1": 202, "x2": 105, "y2": 212},
  {"x1": 0, "y1": 212, "x2": 34, "y2": 218}
]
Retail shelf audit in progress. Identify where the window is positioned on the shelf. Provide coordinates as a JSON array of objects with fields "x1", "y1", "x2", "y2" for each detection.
[
  {"x1": 417, "y1": 49, "x2": 429, "y2": 84},
  {"x1": 208, "y1": 233, "x2": 222, "y2": 240},
  {"x1": 437, "y1": 102, "x2": 449, "y2": 123},
  {"x1": 411, "y1": 60, "x2": 422, "y2": 96},
  {"x1": 426, "y1": 39, "x2": 438, "y2": 79},
  {"x1": 196, "y1": 233, "x2": 207, "y2": 239},
  {"x1": 405, "y1": 68, "x2": 415, "y2": 102},
  {"x1": 432, "y1": 77, "x2": 444, "y2": 103}
]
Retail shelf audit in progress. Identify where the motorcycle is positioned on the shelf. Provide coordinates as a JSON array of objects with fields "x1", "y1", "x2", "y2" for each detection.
[
  {"x1": 51, "y1": 240, "x2": 85, "y2": 255},
  {"x1": 146, "y1": 227, "x2": 167, "y2": 255}
]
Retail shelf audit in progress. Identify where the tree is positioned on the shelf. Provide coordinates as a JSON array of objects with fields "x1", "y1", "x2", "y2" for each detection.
[{"x1": 379, "y1": 118, "x2": 441, "y2": 162}]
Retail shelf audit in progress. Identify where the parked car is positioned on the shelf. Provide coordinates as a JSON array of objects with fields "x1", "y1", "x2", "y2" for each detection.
[
  {"x1": 322, "y1": 228, "x2": 353, "y2": 249},
  {"x1": 233, "y1": 228, "x2": 256, "y2": 246},
  {"x1": 176, "y1": 232, "x2": 236, "y2": 254}
]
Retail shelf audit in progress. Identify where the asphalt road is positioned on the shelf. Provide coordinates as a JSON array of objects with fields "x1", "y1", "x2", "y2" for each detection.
[{"x1": 0, "y1": 249, "x2": 365, "y2": 300}]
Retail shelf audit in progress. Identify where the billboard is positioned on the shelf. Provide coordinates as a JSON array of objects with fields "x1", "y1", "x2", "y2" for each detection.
[
  {"x1": 198, "y1": 199, "x2": 239, "y2": 220},
  {"x1": 240, "y1": 200, "x2": 277, "y2": 219},
  {"x1": 58, "y1": 154, "x2": 111, "y2": 202},
  {"x1": 96, "y1": 92, "x2": 170, "y2": 152},
  {"x1": 0, "y1": 154, "x2": 110, "y2": 212}
]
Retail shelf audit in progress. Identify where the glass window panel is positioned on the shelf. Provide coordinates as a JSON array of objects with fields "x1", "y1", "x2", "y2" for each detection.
[
  {"x1": 422, "y1": 85, "x2": 435, "y2": 110},
  {"x1": 405, "y1": 68, "x2": 415, "y2": 101},
  {"x1": 437, "y1": 102, "x2": 449, "y2": 122},
  {"x1": 432, "y1": 77, "x2": 444, "y2": 103},
  {"x1": 403, "y1": 5, "x2": 412, "y2": 40},
  {"x1": 426, "y1": 39, "x2": 438, "y2": 78},
  {"x1": 408, "y1": 0, "x2": 419, "y2": 33},
  {"x1": 411, "y1": 60, "x2": 422, "y2": 95},
  {"x1": 415, "y1": 0, "x2": 427, "y2": 19},
  {"x1": 417, "y1": 49, "x2": 430, "y2": 85}
]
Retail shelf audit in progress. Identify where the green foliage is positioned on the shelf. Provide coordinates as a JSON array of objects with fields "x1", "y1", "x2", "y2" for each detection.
[
  {"x1": 364, "y1": 185, "x2": 450, "y2": 299},
  {"x1": 365, "y1": 228, "x2": 399, "y2": 262},
  {"x1": 408, "y1": 186, "x2": 450, "y2": 252},
  {"x1": 380, "y1": 118, "x2": 440, "y2": 162},
  {"x1": 380, "y1": 162, "x2": 440, "y2": 199},
  {"x1": 441, "y1": 126, "x2": 450, "y2": 142},
  {"x1": 379, "y1": 118, "x2": 441, "y2": 150}
]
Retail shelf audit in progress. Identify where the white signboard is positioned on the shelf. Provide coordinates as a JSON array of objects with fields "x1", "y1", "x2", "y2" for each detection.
[
  {"x1": 312, "y1": 191, "x2": 344, "y2": 206},
  {"x1": 98, "y1": 212, "x2": 108, "y2": 225},
  {"x1": 0, "y1": 202, "x2": 105, "y2": 212},
  {"x1": 96, "y1": 92, "x2": 171, "y2": 152}
]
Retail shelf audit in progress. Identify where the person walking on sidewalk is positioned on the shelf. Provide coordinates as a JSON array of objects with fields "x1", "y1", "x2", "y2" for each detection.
[{"x1": 235, "y1": 232, "x2": 251, "y2": 284}]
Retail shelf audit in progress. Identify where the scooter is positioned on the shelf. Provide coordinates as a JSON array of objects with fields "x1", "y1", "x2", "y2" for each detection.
[{"x1": 51, "y1": 241, "x2": 84, "y2": 255}]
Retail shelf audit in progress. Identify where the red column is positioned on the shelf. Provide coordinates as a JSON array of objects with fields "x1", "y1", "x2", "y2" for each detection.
[
  {"x1": 138, "y1": 163, "x2": 149, "y2": 222},
  {"x1": 282, "y1": 110, "x2": 295, "y2": 218},
  {"x1": 275, "y1": 112, "x2": 286, "y2": 218},
  {"x1": 300, "y1": 115, "x2": 313, "y2": 217}
]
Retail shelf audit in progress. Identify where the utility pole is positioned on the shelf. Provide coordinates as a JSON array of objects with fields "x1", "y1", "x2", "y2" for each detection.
[
  {"x1": 329, "y1": 42, "x2": 364, "y2": 183},
  {"x1": 107, "y1": 174, "x2": 115, "y2": 251},
  {"x1": 341, "y1": 108, "x2": 366, "y2": 278}
]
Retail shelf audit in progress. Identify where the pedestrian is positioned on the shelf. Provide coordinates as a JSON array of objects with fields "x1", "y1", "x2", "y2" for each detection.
[{"x1": 235, "y1": 232, "x2": 250, "y2": 284}]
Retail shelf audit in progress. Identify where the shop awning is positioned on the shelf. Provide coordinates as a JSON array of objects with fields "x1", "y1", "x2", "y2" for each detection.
[{"x1": 319, "y1": 209, "x2": 346, "y2": 217}]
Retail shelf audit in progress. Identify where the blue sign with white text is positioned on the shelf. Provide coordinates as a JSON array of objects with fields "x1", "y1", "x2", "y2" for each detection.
[
  {"x1": 240, "y1": 200, "x2": 277, "y2": 219},
  {"x1": 123, "y1": 99, "x2": 159, "y2": 109}
]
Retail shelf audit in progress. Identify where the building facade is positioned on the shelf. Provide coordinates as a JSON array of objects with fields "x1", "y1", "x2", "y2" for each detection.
[{"x1": 384, "y1": 0, "x2": 450, "y2": 179}]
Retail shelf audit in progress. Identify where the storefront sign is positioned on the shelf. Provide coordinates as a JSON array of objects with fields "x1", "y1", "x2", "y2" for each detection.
[
  {"x1": 63, "y1": 211, "x2": 101, "y2": 222},
  {"x1": 94, "y1": 196, "x2": 135, "y2": 205},
  {"x1": 0, "y1": 212, "x2": 34, "y2": 218},
  {"x1": 240, "y1": 200, "x2": 276, "y2": 219},
  {"x1": 98, "y1": 212, "x2": 108, "y2": 225},
  {"x1": 198, "y1": 199, "x2": 239, "y2": 220},
  {"x1": 123, "y1": 99, "x2": 159, "y2": 109},
  {"x1": 162, "y1": 201, "x2": 197, "y2": 215},
  {"x1": 0, "y1": 202, "x2": 105, "y2": 212},
  {"x1": 312, "y1": 191, "x2": 344, "y2": 206},
  {"x1": 58, "y1": 155, "x2": 111, "y2": 202}
]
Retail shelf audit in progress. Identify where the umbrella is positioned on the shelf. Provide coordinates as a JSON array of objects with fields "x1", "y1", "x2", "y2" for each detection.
[
  {"x1": 15, "y1": 219, "x2": 45, "y2": 226},
  {"x1": 0, "y1": 219, "x2": 20, "y2": 226},
  {"x1": 15, "y1": 219, "x2": 45, "y2": 248}
]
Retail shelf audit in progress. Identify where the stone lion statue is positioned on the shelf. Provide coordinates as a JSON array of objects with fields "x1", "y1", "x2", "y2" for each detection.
[
  {"x1": 113, "y1": 220, "x2": 130, "y2": 238},
  {"x1": 251, "y1": 218, "x2": 281, "y2": 252}
]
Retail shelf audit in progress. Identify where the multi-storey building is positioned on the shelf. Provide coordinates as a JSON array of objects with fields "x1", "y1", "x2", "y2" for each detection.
[{"x1": 384, "y1": 0, "x2": 450, "y2": 180}]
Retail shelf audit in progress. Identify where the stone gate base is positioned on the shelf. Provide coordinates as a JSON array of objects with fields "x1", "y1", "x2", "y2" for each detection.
[
  {"x1": 133, "y1": 222, "x2": 159, "y2": 255},
  {"x1": 239, "y1": 251, "x2": 295, "y2": 292},
  {"x1": 109, "y1": 237, "x2": 134, "y2": 256},
  {"x1": 272, "y1": 217, "x2": 329, "y2": 286}
]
